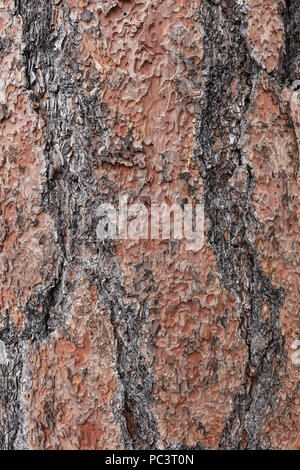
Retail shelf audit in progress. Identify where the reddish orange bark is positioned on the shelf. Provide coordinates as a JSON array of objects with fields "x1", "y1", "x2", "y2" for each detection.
[{"x1": 0, "y1": 0, "x2": 299, "y2": 450}]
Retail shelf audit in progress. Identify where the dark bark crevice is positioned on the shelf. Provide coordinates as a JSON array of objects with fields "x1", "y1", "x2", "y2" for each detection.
[
  {"x1": 11, "y1": 0, "x2": 159, "y2": 450},
  {"x1": 278, "y1": 0, "x2": 300, "y2": 85},
  {"x1": 195, "y1": 0, "x2": 287, "y2": 449}
]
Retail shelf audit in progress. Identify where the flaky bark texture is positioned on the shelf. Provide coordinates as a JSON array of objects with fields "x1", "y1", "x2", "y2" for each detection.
[{"x1": 0, "y1": 0, "x2": 299, "y2": 450}]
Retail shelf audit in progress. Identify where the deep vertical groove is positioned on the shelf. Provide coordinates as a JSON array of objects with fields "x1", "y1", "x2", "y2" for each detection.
[{"x1": 195, "y1": 0, "x2": 287, "y2": 449}]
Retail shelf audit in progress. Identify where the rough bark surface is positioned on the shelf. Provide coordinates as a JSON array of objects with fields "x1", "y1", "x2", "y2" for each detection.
[{"x1": 0, "y1": 0, "x2": 299, "y2": 450}]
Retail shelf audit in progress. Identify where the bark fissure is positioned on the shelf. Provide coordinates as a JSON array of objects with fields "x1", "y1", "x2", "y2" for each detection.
[
  {"x1": 15, "y1": 0, "x2": 158, "y2": 449},
  {"x1": 279, "y1": 0, "x2": 300, "y2": 84},
  {"x1": 95, "y1": 257, "x2": 158, "y2": 449},
  {"x1": 195, "y1": 0, "x2": 287, "y2": 449}
]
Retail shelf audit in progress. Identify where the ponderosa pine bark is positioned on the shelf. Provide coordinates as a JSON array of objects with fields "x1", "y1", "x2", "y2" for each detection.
[{"x1": 0, "y1": 0, "x2": 299, "y2": 450}]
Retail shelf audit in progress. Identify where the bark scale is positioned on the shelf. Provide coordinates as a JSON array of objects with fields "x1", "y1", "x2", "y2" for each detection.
[{"x1": 0, "y1": 0, "x2": 299, "y2": 450}]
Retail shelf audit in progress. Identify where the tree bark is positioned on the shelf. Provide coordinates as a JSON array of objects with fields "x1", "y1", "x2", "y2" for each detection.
[{"x1": 0, "y1": 0, "x2": 299, "y2": 449}]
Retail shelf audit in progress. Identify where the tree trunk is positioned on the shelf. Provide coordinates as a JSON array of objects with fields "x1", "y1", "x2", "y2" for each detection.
[{"x1": 0, "y1": 0, "x2": 299, "y2": 450}]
